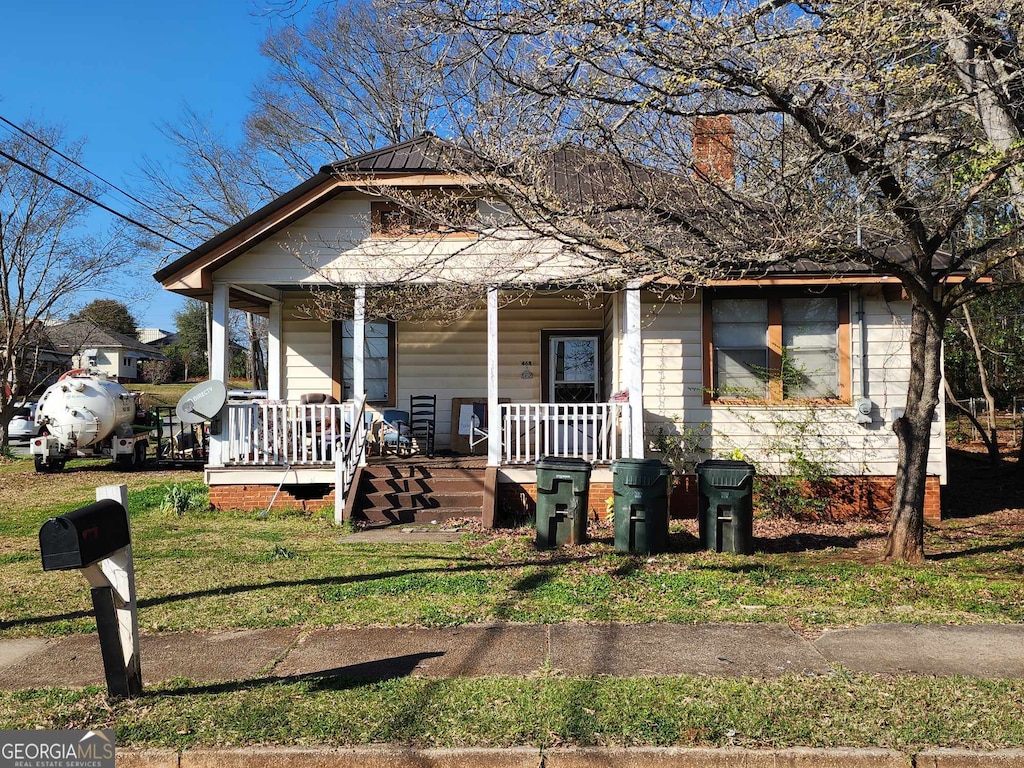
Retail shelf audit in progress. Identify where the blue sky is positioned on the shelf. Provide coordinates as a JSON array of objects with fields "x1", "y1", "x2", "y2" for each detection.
[{"x1": 0, "y1": 0, "x2": 288, "y2": 331}]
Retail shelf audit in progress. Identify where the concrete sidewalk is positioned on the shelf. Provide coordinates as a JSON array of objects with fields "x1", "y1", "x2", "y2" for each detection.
[{"x1": 2, "y1": 622, "x2": 1024, "y2": 690}]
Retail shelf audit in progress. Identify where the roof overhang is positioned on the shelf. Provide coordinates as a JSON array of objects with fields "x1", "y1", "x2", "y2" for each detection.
[{"x1": 154, "y1": 169, "x2": 481, "y2": 302}]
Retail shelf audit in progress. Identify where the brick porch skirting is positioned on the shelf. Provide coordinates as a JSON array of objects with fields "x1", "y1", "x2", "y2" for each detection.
[
  {"x1": 209, "y1": 483, "x2": 336, "y2": 513},
  {"x1": 496, "y1": 475, "x2": 941, "y2": 525}
]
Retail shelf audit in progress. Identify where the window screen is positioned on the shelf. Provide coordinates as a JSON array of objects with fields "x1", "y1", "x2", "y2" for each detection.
[{"x1": 712, "y1": 298, "x2": 768, "y2": 398}]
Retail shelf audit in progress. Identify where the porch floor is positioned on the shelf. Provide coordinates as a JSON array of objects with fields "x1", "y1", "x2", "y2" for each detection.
[{"x1": 366, "y1": 453, "x2": 489, "y2": 470}]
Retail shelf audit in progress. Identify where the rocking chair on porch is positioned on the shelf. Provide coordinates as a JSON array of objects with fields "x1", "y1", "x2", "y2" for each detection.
[{"x1": 409, "y1": 394, "x2": 436, "y2": 456}]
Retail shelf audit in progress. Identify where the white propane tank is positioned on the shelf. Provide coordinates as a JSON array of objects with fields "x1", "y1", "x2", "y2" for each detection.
[{"x1": 35, "y1": 370, "x2": 138, "y2": 448}]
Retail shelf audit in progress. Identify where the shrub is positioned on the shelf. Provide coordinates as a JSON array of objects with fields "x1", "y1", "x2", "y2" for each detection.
[{"x1": 161, "y1": 483, "x2": 207, "y2": 516}]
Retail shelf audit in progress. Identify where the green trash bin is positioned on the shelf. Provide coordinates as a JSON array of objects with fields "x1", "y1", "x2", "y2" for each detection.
[
  {"x1": 612, "y1": 458, "x2": 671, "y2": 554},
  {"x1": 695, "y1": 459, "x2": 755, "y2": 554},
  {"x1": 535, "y1": 456, "x2": 592, "y2": 548}
]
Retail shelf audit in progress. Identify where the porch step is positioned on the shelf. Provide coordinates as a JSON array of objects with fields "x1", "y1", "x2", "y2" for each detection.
[
  {"x1": 363, "y1": 491, "x2": 484, "y2": 509},
  {"x1": 361, "y1": 507, "x2": 484, "y2": 525},
  {"x1": 350, "y1": 463, "x2": 486, "y2": 526},
  {"x1": 364, "y1": 477, "x2": 485, "y2": 494}
]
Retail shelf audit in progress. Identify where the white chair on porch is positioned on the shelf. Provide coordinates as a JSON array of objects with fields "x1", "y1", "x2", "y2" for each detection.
[{"x1": 468, "y1": 403, "x2": 489, "y2": 455}]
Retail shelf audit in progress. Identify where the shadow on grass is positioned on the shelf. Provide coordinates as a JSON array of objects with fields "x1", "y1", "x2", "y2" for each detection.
[
  {"x1": 927, "y1": 537, "x2": 1024, "y2": 561},
  {"x1": 0, "y1": 552, "x2": 599, "y2": 632},
  {"x1": 56, "y1": 463, "x2": 203, "y2": 476},
  {"x1": 757, "y1": 531, "x2": 885, "y2": 554},
  {"x1": 158, "y1": 652, "x2": 446, "y2": 696}
]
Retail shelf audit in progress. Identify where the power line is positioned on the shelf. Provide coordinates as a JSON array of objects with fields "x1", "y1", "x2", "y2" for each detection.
[
  {"x1": 0, "y1": 113, "x2": 201, "y2": 240},
  {"x1": 0, "y1": 147, "x2": 192, "y2": 250}
]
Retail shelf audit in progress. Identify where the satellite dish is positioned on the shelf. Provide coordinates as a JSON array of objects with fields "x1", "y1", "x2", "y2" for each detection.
[{"x1": 176, "y1": 380, "x2": 228, "y2": 425}]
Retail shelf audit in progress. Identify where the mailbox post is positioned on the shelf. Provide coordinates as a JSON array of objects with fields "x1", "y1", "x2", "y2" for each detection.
[{"x1": 39, "y1": 485, "x2": 142, "y2": 698}]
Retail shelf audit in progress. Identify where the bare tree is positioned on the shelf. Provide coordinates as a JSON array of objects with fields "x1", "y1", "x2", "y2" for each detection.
[
  {"x1": 0, "y1": 122, "x2": 139, "y2": 442},
  {"x1": 249, "y1": 0, "x2": 453, "y2": 174},
  {"x1": 398, "y1": 0, "x2": 1024, "y2": 561},
  {"x1": 138, "y1": 110, "x2": 277, "y2": 387}
]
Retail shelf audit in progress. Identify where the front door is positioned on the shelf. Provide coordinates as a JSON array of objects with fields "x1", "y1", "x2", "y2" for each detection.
[{"x1": 546, "y1": 333, "x2": 601, "y2": 403}]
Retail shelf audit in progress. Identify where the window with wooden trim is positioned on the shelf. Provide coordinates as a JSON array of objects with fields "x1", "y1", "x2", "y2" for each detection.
[
  {"x1": 370, "y1": 200, "x2": 477, "y2": 237},
  {"x1": 705, "y1": 292, "x2": 850, "y2": 403},
  {"x1": 334, "y1": 320, "x2": 396, "y2": 405}
]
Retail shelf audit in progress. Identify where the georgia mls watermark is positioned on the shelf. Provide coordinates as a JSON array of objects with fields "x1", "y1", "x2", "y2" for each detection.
[{"x1": 0, "y1": 730, "x2": 114, "y2": 768}]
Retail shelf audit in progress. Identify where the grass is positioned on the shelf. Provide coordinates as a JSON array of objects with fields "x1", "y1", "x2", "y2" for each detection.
[
  {"x1": 1, "y1": 674, "x2": 1023, "y2": 750},
  {"x1": 2, "y1": 457, "x2": 1024, "y2": 637},
  {"x1": 129, "y1": 380, "x2": 257, "y2": 410},
  {"x1": 128, "y1": 382, "x2": 196, "y2": 409},
  {"x1": 3, "y1": 456, "x2": 1024, "y2": 750}
]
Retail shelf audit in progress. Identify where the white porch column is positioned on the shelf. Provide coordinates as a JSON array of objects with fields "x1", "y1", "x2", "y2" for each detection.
[
  {"x1": 209, "y1": 282, "x2": 230, "y2": 466},
  {"x1": 267, "y1": 300, "x2": 283, "y2": 401},
  {"x1": 353, "y1": 285, "x2": 366, "y2": 400},
  {"x1": 487, "y1": 287, "x2": 500, "y2": 466},
  {"x1": 625, "y1": 281, "x2": 645, "y2": 458}
]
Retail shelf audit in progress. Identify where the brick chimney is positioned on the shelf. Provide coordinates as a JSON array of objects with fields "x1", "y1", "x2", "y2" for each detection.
[{"x1": 692, "y1": 115, "x2": 735, "y2": 186}]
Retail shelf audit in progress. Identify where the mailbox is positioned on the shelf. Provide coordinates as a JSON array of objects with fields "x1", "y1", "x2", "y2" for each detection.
[{"x1": 39, "y1": 499, "x2": 130, "y2": 571}]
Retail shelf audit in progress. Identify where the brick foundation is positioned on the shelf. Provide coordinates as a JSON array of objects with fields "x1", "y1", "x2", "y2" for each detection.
[
  {"x1": 496, "y1": 475, "x2": 942, "y2": 526},
  {"x1": 209, "y1": 483, "x2": 336, "y2": 514}
]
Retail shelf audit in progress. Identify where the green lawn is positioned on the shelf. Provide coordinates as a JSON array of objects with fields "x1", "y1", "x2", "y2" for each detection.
[
  {"x1": 3, "y1": 458, "x2": 1024, "y2": 750},
  {"x1": 128, "y1": 382, "x2": 195, "y2": 409},
  {"x1": 1, "y1": 674, "x2": 1022, "y2": 750},
  {"x1": 2, "y1": 458, "x2": 1023, "y2": 638}
]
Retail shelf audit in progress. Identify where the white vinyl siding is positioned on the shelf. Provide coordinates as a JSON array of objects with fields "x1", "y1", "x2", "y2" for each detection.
[
  {"x1": 282, "y1": 297, "x2": 334, "y2": 402},
  {"x1": 641, "y1": 289, "x2": 945, "y2": 481},
  {"x1": 212, "y1": 194, "x2": 597, "y2": 288}
]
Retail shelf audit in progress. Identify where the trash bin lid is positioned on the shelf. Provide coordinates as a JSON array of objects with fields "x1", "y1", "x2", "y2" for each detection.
[
  {"x1": 536, "y1": 456, "x2": 593, "y2": 472},
  {"x1": 612, "y1": 458, "x2": 671, "y2": 486},
  {"x1": 695, "y1": 459, "x2": 755, "y2": 489}
]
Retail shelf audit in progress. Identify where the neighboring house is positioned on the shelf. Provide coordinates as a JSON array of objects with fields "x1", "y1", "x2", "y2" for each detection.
[
  {"x1": 138, "y1": 328, "x2": 175, "y2": 345},
  {"x1": 47, "y1": 322, "x2": 169, "y2": 383},
  {"x1": 154, "y1": 132, "x2": 948, "y2": 525},
  {"x1": 3, "y1": 327, "x2": 72, "y2": 398}
]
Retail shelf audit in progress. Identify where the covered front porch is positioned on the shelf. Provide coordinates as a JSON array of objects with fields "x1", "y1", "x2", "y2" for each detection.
[{"x1": 204, "y1": 282, "x2": 647, "y2": 522}]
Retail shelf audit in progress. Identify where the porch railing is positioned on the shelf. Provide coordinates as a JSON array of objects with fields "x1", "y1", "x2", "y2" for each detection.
[
  {"x1": 224, "y1": 401, "x2": 354, "y2": 466},
  {"x1": 500, "y1": 402, "x2": 631, "y2": 464}
]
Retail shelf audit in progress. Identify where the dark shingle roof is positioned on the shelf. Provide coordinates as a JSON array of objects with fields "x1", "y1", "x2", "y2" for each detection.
[{"x1": 45, "y1": 322, "x2": 168, "y2": 360}]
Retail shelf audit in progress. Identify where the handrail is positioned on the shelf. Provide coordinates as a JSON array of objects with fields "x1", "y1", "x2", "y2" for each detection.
[{"x1": 335, "y1": 395, "x2": 367, "y2": 524}]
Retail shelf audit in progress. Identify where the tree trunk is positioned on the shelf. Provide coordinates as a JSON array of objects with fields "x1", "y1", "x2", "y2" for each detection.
[
  {"x1": 884, "y1": 302, "x2": 945, "y2": 563},
  {"x1": 945, "y1": 30, "x2": 1024, "y2": 215},
  {"x1": 962, "y1": 304, "x2": 1000, "y2": 462},
  {"x1": 245, "y1": 313, "x2": 257, "y2": 388}
]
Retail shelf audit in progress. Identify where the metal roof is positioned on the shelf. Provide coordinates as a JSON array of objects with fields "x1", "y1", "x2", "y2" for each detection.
[
  {"x1": 323, "y1": 133, "x2": 478, "y2": 175},
  {"x1": 153, "y1": 133, "x2": 962, "y2": 290}
]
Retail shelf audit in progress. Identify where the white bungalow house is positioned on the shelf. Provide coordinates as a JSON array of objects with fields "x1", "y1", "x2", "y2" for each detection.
[
  {"x1": 46, "y1": 321, "x2": 169, "y2": 384},
  {"x1": 154, "y1": 133, "x2": 946, "y2": 525}
]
